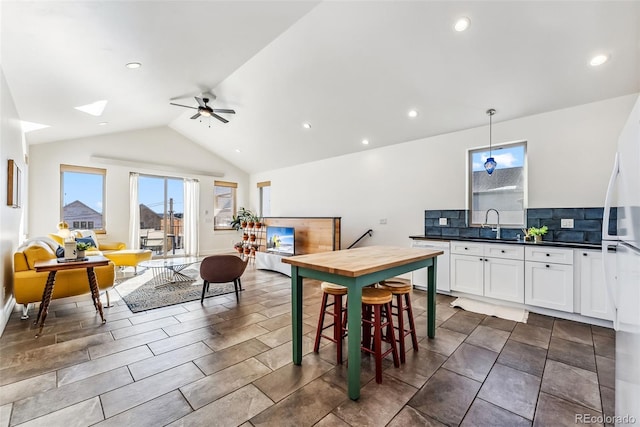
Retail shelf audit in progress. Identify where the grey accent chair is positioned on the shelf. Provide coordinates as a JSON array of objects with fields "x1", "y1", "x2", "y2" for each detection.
[{"x1": 199, "y1": 255, "x2": 249, "y2": 303}]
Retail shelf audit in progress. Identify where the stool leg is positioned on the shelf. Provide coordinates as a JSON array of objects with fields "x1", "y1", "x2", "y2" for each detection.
[
  {"x1": 314, "y1": 292, "x2": 329, "y2": 353},
  {"x1": 396, "y1": 294, "x2": 406, "y2": 363},
  {"x1": 362, "y1": 303, "x2": 372, "y2": 352},
  {"x1": 373, "y1": 304, "x2": 383, "y2": 383},
  {"x1": 385, "y1": 301, "x2": 400, "y2": 368},
  {"x1": 405, "y1": 293, "x2": 419, "y2": 352},
  {"x1": 335, "y1": 294, "x2": 343, "y2": 364}
]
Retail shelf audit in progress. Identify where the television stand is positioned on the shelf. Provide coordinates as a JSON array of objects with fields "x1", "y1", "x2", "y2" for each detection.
[{"x1": 255, "y1": 251, "x2": 292, "y2": 277}]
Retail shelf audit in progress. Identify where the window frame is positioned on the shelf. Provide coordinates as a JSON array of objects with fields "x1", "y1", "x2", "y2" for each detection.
[
  {"x1": 213, "y1": 180, "x2": 238, "y2": 231},
  {"x1": 257, "y1": 180, "x2": 271, "y2": 218},
  {"x1": 467, "y1": 140, "x2": 528, "y2": 228},
  {"x1": 60, "y1": 164, "x2": 107, "y2": 233}
]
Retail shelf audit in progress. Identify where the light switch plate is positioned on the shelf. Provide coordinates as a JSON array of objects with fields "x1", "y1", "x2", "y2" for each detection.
[
  {"x1": 439, "y1": 218, "x2": 448, "y2": 226},
  {"x1": 561, "y1": 218, "x2": 574, "y2": 228}
]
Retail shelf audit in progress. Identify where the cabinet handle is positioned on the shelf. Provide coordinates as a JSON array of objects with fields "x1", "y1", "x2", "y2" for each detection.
[
  {"x1": 546, "y1": 264, "x2": 550, "y2": 268},
  {"x1": 465, "y1": 247, "x2": 468, "y2": 250},
  {"x1": 583, "y1": 253, "x2": 588, "y2": 256},
  {"x1": 546, "y1": 253, "x2": 550, "y2": 257},
  {"x1": 479, "y1": 258, "x2": 483, "y2": 261},
  {"x1": 501, "y1": 250, "x2": 505, "y2": 253},
  {"x1": 484, "y1": 259, "x2": 489, "y2": 262}
]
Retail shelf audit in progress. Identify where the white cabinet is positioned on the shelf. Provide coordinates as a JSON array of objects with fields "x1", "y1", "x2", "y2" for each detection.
[
  {"x1": 450, "y1": 242, "x2": 525, "y2": 303},
  {"x1": 525, "y1": 247, "x2": 574, "y2": 312},
  {"x1": 411, "y1": 240, "x2": 450, "y2": 292},
  {"x1": 576, "y1": 249, "x2": 614, "y2": 321}
]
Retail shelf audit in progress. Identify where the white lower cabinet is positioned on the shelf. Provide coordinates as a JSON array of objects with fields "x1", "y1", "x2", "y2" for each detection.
[
  {"x1": 524, "y1": 247, "x2": 574, "y2": 312},
  {"x1": 577, "y1": 249, "x2": 614, "y2": 321},
  {"x1": 450, "y1": 242, "x2": 524, "y2": 303}
]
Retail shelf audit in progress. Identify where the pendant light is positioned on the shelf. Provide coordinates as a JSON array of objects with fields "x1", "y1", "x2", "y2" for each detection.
[{"x1": 484, "y1": 108, "x2": 497, "y2": 175}]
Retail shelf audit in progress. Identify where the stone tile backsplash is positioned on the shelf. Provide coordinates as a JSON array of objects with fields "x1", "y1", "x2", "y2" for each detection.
[{"x1": 424, "y1": 207, "x2": 616, "y2": 244}]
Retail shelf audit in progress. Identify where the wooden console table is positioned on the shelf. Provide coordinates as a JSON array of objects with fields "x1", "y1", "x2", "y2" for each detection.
[
  {"x1": 282, "y1": 245, "x2": 442, "y2": 400},
  {"x1": 33, "y1": 256, "x2": 109, "y2": 337}
]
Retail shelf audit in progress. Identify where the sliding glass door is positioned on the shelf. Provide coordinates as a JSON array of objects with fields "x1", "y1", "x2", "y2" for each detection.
[{"x1": 138, "y1": 175, "x2": 184, "y2": 257}]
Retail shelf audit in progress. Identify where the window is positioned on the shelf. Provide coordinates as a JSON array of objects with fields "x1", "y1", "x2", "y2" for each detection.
[
  {"x1": 468, "y1": 141, "x2": 527, "y2": 227},
  {"x1": 61, "y1": 165, "x2": 106, "y2": 232},
  {"x1": 214, "y1": 180, "x2": 237, "y2": 230},
  {"x1": 258, "y1": 181, "x2": 271, "y2": 218}
]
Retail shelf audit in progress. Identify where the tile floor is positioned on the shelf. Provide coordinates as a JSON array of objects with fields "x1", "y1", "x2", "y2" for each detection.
[{"x1": 0, "y1": 266, "x2": 616, "y2": 426}]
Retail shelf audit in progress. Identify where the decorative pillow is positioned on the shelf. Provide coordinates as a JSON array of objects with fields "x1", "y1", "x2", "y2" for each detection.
[
  {"x1": 55, "y1": 246, "x2": 65, "y2": 258},
  {"x1": 76, "y1": 237, "x2": 98, "y2": 249},
  {"x1": 24, "y1": 242, "x2": 56, "y2": 269},
  {"x1": 75, "y1": 230, "x2": 100, "y2": 249}
]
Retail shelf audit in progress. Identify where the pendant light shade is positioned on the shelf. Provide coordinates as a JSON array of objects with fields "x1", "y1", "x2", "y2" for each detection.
[{"x1": 484, "y1": 108, "x2": 497, "y2": 175}]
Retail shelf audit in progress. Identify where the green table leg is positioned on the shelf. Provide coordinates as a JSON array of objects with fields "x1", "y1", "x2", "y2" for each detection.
[
  {"x1": 346, "y1": 283, "x2": 363, "y2": 400},
  {"x1": 291, "y1": 266, "x2": 303, "y2": 365},
  {"x1": 427, "y1": 258, "x2": 437, "y2": 338}
]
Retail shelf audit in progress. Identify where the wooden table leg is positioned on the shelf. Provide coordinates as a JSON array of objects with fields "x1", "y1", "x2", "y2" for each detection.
[
  {"x1": 291, "y1": 266, "x2": 303, "y2": 365},
  {"x1": 34, "y1": 271, "x2": 56, "y2": 337},
  {"x1": 87, "y1": 267, "x2": 106, "y2": 324}
]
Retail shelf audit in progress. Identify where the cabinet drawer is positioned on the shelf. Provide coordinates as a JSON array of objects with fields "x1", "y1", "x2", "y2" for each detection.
[
  {"x1": 525, "y1": 246, "x2": 573, "y2": 265},
  {"x1": 450, "y1": 241, "x2": 484, "y2": 256},
  {"x1": 485, "y1": 244, "x2": 524, "y2": 260}
]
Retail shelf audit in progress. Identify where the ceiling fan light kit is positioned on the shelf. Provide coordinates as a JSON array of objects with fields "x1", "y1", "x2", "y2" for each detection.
[{"x1": 170, "y1": 96, "x2": 235, "y2": 124}]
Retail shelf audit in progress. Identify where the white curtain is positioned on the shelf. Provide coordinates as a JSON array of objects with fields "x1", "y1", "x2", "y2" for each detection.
[
  {"x1": 183, "y1": 178, "x2": 199, "y2": 257},
  {"x1": 128, "y1": 173, "x2": 140, "y2": 249}
]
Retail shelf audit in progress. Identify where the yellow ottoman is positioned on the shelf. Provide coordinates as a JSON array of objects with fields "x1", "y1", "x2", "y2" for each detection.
[{"x1": 104, "y1": 249, "x2": 152, "y2": 273}]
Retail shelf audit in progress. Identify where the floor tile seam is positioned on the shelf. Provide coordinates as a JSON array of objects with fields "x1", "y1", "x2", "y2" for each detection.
[
  {"x1": 476, "y1": 396, "x2": 537, "y2": 422},
  {"x1": 12, "y1": 392, "x2": 104, "y2": 425},
  {"x1": 545, "y1": 353, "x2": 597, "y2": 373},
  {"x1": 549, "y1": 334, "x2": 596, "y2": 350},
  {"x1": 87, "y1": 342, "x2": 157, "y2": 363},
  {"x1": 537, "y1": 388, "x2": 604, "y2": 415}
]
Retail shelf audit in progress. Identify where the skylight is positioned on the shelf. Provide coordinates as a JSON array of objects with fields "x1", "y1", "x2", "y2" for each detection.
[{"x1": 20, "y1": 120, "x2": 50, "y2": 133}]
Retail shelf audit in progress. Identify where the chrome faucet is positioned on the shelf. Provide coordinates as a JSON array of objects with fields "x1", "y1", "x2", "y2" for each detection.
[{"x1": 483, "y1": 208, "x2": 501, "y2": 239}]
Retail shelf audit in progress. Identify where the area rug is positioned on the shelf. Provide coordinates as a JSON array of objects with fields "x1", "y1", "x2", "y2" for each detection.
[
  {"x1": 450, "y1": 297, "x2": 529, "y2": 323},
  {"x1": 115, "y1": 267, "x2": 236, "y2": 313}
]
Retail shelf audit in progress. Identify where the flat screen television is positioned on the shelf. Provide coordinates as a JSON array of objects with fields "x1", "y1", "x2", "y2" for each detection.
[{"x1": 266, "y1": 226, "x2": 295, "y2": 256}]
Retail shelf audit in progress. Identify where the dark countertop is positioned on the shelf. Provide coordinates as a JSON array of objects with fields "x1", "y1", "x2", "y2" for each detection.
[{"x1": 409, "y1": 235, "x2": 601, "y2": 250}]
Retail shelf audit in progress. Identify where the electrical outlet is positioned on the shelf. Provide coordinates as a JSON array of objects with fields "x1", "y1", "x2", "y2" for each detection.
[
  {"x1": 439, "y1": 218, "x2": 448, "y2": 226},
  {"x1": 561, "y1": 218, "x2": 574, "y2": 228},
  {"x1": 379, "y1": 218, "x2": 387, "y2": 225}
]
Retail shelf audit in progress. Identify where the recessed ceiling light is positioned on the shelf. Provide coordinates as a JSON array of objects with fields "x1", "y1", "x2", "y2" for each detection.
[
  {"x1": 126, "y1": 62, "x2": 142, "y2": 69},
  {"x1": 74, "y1": 100, "x2": 108, "y2": 117},
  {"x1": 362, "y1": 139, "x2": 369, "y2": 145},
  {"x1": 20, "y1": 120, "x2": 49, "y2": 133},
  {"x1": 303, "y1": 122, "x2": 311, "y2": 129},
  {"x1": 590, "y1": 54, "x2": 609, "y2": 67},
  {"x1": 408, "y1": 110, "x2": 418, "y2": 118},
  {"x1": 454, "y1": 17, "x2": 471, "y2": 32},
  {"x1": 98, "y1": 122, "x2": 108, "y2": 126}
]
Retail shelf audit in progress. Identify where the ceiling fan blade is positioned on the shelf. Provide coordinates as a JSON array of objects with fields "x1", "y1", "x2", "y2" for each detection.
[
  {"x1": 195, "y1": 97, "x2": 206, "y2": 108},
  {"x1": 211, "y1": 112, "x2": 229, "y2": 123},
  {"x1": 212, "y1": 109, "x2": 236, "y2": 114},
  {"x1": 170, "y1": 102, "x2": 198, "y2": 110},
  {"x1": 190, "y1": 113, "x2": 201, "y2": 120}
]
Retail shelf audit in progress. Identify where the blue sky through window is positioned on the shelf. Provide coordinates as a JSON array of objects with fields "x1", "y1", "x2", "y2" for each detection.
[{"x1": 472, "y1": 145, "x2": 525, "y2": 172}]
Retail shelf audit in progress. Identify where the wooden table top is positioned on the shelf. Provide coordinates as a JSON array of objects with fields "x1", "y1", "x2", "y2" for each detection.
[
  {"x1": 34, "y1": 256, "x2": 110, "y2": 272},
  {"x1": 281, "y1": 246, "x2": 443, "y2": 277}
]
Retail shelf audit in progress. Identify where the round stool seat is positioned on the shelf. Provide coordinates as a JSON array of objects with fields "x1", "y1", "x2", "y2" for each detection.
[
  {"x1": 361, "y1": 288, "x2": 392, "y2": 305},
  {"x1": 321, "y1": 281, "x2": 348, "y2": 295},
  {"x1": 378, "y1": 279, "x2": 411, "y2": 294}
]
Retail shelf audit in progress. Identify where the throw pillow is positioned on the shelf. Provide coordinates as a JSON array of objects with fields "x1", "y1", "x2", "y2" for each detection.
[
  {"x1": 24, "y1": 242, "x2": 56, "y2": 269},
  {"x1": 55, "y1": 245, "x2": 65, "y2": 258}
]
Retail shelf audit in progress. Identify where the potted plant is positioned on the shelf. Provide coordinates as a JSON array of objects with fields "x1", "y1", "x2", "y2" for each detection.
[
  {"x1": 76, "y1": 241, "x2": 92, "y2": 258},
  {"x1": 230, "y1": 208, "x2": 256, "y2": 231},
  {"x1": 233, "y1": 242, "x2": 244, "y2": 253},
  {"x1": 526, "y1": 225, "x2": 548, "y2": 243}
]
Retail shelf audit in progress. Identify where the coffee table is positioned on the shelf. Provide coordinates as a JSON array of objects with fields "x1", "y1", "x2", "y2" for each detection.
[{"x1": 139, "y1": 256, "x2": 200, "y2": 285}]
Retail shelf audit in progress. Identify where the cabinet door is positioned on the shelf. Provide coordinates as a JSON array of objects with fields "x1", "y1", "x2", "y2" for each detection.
[
  {"x1": 578, "y1": 250, "x2": 614, "y2": 321},
  {"x1": 525, "y1": 261, "x2": 574, "y2": 312},
  {"x1": 484, "y1": 257, "x2": 525, "y2": 303},
  {"x1": 450, "y1": 254, "x2": 484, "y2": 296}
]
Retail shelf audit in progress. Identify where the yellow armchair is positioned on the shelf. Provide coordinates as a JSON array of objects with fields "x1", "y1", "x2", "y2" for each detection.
[{"x1": 14, "y1": 238, "x2": 115, "y2": 319}]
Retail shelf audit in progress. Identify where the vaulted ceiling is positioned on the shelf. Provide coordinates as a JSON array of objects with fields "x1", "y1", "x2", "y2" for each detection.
[{"x1": 3, "y1": 1, "x2": 639, "y2": 174}]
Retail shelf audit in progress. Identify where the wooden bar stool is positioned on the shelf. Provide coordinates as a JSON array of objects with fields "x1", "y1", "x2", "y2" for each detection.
[
  {"x1": 378, "y1": 278, "x2": 418, "y2": 364},
  {"x1": 314, "y1": 282, "x2": 348, "y2": 364},
  {"x1": 361, "y1": 287, "x2": 400, "y2": 383}
]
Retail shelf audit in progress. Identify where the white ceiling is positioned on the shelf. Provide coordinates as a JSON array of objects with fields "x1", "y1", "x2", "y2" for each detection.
[{"x1": 3, "y1": 1, "x2": 639, "y2": 174}]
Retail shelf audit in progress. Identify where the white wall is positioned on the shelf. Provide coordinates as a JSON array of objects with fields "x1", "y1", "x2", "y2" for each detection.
[
  {"x1": 251, "y1": 94, "x2": 638, "y2": 249},
  {"x1": 0, "y1": 67, "x2": 28, "y2": 333},
  {"x1": 28, "y1": 127, "x2": 249, "y2": 255}
]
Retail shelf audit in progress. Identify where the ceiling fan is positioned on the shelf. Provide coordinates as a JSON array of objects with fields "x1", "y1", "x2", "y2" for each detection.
[{"x1": 170, "y1": 96, "x2": 235, "y2": 123}]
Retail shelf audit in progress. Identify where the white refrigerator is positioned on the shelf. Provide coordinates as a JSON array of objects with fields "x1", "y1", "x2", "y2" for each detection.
[{"x1": 603, "y1": 95, "x2": 640, "y2": 425}]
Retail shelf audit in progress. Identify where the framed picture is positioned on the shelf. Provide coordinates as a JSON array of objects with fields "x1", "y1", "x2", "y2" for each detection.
[{"x1": 7, "y1": 159, "x2": 21, "y2": 208}]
